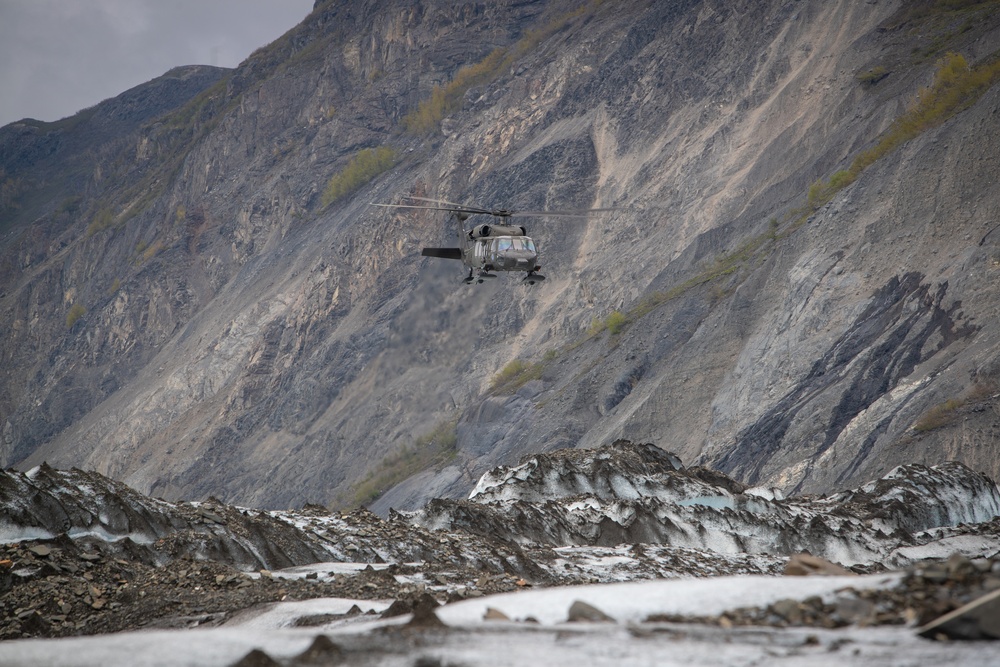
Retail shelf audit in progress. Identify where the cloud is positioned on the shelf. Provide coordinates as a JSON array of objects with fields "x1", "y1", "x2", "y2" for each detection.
[{"x1": 0, "y1": 0, "x2": 313, "y2": 126}]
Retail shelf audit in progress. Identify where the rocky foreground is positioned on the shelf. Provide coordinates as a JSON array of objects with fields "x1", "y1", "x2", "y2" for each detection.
[{"x1": 1, "y1": 441, "x2": 999, "y2": 655}]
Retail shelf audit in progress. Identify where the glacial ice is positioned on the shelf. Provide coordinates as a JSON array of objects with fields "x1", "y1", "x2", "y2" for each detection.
[
  {"x1": 410, "y1": 441, "x2": 1000, "y2": 568},
  {"x1": 3, "y1": 441, "x2": 998, "y2": 576}
]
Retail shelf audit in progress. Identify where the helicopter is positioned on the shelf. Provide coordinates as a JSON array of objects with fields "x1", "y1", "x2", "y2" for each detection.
[{"x1": 372, "y1": 196, "x2": 616, "y2": 285}]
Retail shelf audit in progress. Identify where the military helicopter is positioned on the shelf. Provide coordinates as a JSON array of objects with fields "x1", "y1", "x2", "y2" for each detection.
[{"x1": 372, "y1": 196, "x2": 615, "y2": 285}]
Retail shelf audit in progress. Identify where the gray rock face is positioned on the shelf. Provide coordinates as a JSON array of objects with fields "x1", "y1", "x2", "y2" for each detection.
[
  {"x1": 918, "y1": 588, "x2": 1000, "y2": 640},
  {"x1": 2, "y1": 0, "x2": 1000, "y2": 510}
]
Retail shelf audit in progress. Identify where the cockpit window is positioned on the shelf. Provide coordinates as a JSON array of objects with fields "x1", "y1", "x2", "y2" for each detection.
[{"x1": 494, "y1": 237, "x2": 536, "y2": 253}]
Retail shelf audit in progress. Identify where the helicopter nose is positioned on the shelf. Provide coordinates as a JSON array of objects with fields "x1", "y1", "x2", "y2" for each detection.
[{"x1": 502, "y1": 250, "x2": 535, "y2": 270}]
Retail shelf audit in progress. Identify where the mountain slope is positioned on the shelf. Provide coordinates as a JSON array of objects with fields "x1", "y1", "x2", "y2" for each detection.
[{"x1": 2, "y1": 0, "x2": 1000, "y2": 510}]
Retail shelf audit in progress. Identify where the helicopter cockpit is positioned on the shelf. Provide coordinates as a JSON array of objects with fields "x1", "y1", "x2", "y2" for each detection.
[{"x1": 485, "y1": 235, "x2": 538, "y2": 272}]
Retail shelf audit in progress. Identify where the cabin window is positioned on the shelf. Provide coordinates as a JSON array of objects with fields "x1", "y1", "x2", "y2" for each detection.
[{"x1": 513, "y1": 238, "x2": 535, "y2": 252}]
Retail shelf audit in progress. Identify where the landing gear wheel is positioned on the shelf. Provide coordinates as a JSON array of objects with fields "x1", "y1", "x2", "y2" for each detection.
[{"x1": 523, "y1": 272, "x2": 546, "y2": 285}]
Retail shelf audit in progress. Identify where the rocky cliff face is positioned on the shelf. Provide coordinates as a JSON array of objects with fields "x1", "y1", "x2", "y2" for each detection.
[{"x1": 2, "y1": 0, "x2": 1000, "y2": 511}]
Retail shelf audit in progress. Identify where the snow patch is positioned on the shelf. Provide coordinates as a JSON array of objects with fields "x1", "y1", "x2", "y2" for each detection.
[
  {"x1": 0, "y1": 523, "x2": 55, "y2": 543},
  {"x1": 436, "y1": 574, "x2": 902, "y2": 626},
  {"x1": 745, "y1": 486, "x2": 785, "y2": 501}
]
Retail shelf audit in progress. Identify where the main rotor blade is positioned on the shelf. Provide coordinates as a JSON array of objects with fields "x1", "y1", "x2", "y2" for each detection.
[
  {"x1": 370, "y1": 202, "x2": 469, "y2": 213},
  {"x1": 509, "y1": 207, "x2": 619, "y2": 218},
  {"x1": 373, "y1": 199, "x2": 620, "y2": 219},
  {"x1": 405, "y1": 196, "x2": 465, "y2": 206},
  {"x1": 403, "y1": 197, "x2": 494, "y2": 216},
  {"x1": 406, "y1": 198, "x2": 620, "y2": 218}
]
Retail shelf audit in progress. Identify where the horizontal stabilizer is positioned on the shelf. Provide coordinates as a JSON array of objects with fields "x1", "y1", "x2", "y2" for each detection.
[{"x1": 421, "y1": 247, "x2": 463, "y2": 260}]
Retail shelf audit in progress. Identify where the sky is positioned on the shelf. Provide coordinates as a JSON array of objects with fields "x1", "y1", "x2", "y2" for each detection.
[{"x1": 0, "y1": 0, "x2": 315, "y2": 127}]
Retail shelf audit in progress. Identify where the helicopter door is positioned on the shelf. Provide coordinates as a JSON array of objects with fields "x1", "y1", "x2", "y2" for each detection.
[
  {"x1": 487, "y1": 239, "x2": 505, "y2": 267},
  {"x1": 474, "y1": 240, "x2": 487, "y2": 268}
]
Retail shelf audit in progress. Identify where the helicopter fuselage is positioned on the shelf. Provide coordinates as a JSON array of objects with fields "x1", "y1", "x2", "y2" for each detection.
[
  {"x1": 421, "y1": 217, "x2": 544, "y2": 283},
  {"x1": 465, "y1": 224, "x2": 539, "y2": 274}
]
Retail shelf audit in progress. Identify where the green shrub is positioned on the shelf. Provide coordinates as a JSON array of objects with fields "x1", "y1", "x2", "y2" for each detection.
[
  {"x1": 852, "y1": 52, "x2": 1000, "y2": 175},
  {"x1": 494, "y1": 359, "x2": 528, "y2": 384},
  {"x1": 86, "y1": 207, "x2": 114, "y2": 236},
  {"x1": 914, "y1": 398, "x2": 963, "y2": 432},
  {"x1": 623, "y1": 226, "x2": 777, "y2": 326},
  {"x1": 57, "y1": 196, "x2": 83, "y2": 216},
  {"x1": 807, "y1": 179, "x2": 827, "y2": 209},
  {"x1": 767, "y1": 218, "x2": 780, "y2": 239},
  {"x1": 348, "y1": 418, "x2": 458, "y2": 507},
  {"x1": 587, "y1": 311, "x2": 629, "y2": 337},
  {"x1": 402, "y1": 1, "x2": 605, "y2": 135},
  {"x1": 856, "y1": 66, "x2": 889, "y2": 85},
  {"x1": 140, "y1": 240, "x2": 163, "y2": 263},
  {"x1": 490, "y1": 358, "x2": 547, "y2": 393},
  {"x1": 828, "y1": 170, "x2": 855, "y2": 190},
  {"x1": 403, "y1": 48, "x2": 508, "y2": 134},
  {"x1": 66, "y1": 303, "x2": 86, "y2": 328},
  {"x1": 320, "y1": 146, "x2": 396, "y2": 207},
  {"x1": 913, "y1": 382, "x2": 997, "y2": 432},
  {"x1": 606, "y1": 311, "x2": 627, "y2": 335},
  {"x1": 807, "y1": 52, "x2": 1000, "y2": 215}
]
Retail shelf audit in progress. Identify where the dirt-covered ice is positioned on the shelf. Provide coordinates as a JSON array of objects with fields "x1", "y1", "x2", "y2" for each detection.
[{"x1": 1, "y1": 441, "x2": 998, "y2": 664}]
